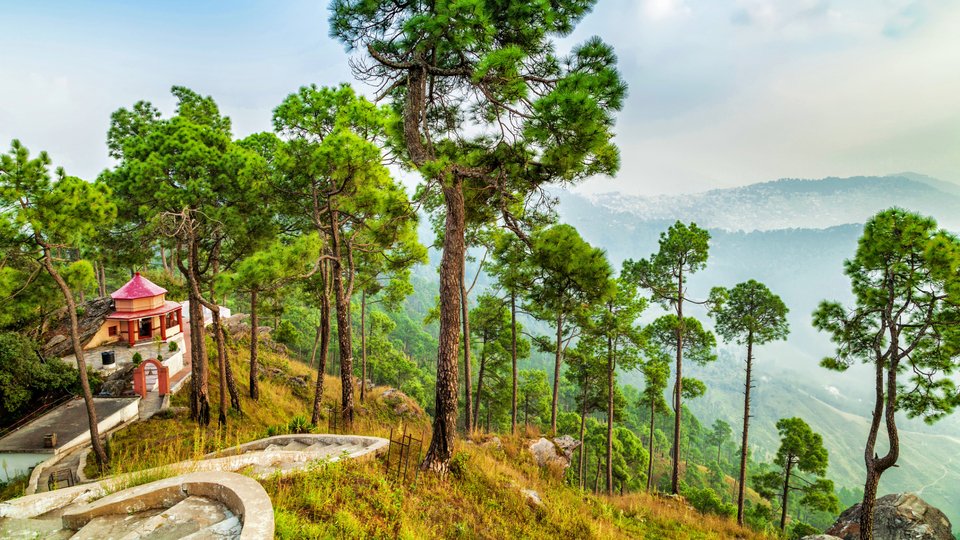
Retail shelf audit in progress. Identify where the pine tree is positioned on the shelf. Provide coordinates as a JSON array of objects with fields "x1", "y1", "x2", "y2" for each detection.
[
  {"x1": 709, "y1": 279, "x2": 789, "y2": 525},
  {"x1": 330, "y1": 0, "x2": 626, "y2": 472}
]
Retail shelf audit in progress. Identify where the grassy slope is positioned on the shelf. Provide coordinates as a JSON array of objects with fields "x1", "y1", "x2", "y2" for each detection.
[{"x1": 47, "y1": 337, "x2": 773, "y2": 539}]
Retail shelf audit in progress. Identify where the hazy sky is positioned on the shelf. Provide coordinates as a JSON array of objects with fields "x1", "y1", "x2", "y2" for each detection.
[{"x1": 1, "y1": 0, "x2": 958, "y2": 195}]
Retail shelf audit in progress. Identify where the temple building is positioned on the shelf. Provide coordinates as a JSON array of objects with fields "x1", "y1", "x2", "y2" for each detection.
[{"x1": 87, "y1": 273, "x2": 183, "y2": 349}]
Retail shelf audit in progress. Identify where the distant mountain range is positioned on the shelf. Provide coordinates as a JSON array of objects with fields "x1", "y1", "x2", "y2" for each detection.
[
  {"x1": 554, "y1": 173, "x2": 960, "y2": 522},
  {"x1": 577, "y1": 173, "x2": 960, "y2": 232}
]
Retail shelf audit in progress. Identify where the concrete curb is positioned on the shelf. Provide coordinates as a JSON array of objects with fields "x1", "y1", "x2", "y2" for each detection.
[{"x1": 61, "y1": 471, "x2": 274, "y2": 539}]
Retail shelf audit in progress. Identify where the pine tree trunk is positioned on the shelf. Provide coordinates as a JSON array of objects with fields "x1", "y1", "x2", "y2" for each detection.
[
  {"x1": 606, "y1": 328, "x2": 614, "y2": 496},
  {"x1": 212, "y1": 307, "x2": 229, "y2": 426},
  {"x1": 249, "y1": 288, "x2": 260, "y2": 401},
  {"x1": 859, "y1": 355, "x2": 901, "y2": 540},
  {"x1": 185, "y1": 239, "x2": 210, "y2": 426},
  {"x1": 96, "y1": 260, "x2": 107, "y2": 297},
  {"x1": 160, "y1": 243, "x2": 170, "y2": 274},
  {"x1": 360, "y1": 290, "x2": 367, "y2": 402},
  {"x1": 647, "y1": 398, "x2": 656, "y2": 492},
  {"x1": 550, "y1": 312, "x2": 563, "y2": 435},
  {"x1": 309, "y1": 323, "x2": 322, "y2": 367},
  {"x1": 421, "y1": 177, "x2": 465, "y2": 473},
  {"x1": 40, "y1": 245, "x2": 108, "y2": 470},
  {"x1": 510, "y1": 291, "x2": 518, "y2": 436},
  {"x1": 861, "y1": 470, "x2": 880, "y2": 540},
  {"x1": 461, "y1": 267, "x2": 473, "y2": 433},
  {"x1": 780, "y1": 456, "x2": 793, "y2": 530},
  {"x1": 671, "y1": 269, "x2": 684, "y2": 494},
  {"x1": 310, "y1": 265, "x2": 332, "y2": 425},
  {"x1": 328, "y1": 205, "x2": 354, "y2": 428},
  {"x1": 220, "y1": 320, "x2": 241, "y2": 411},
  {"x1": 737, "y1": 334, "x2": 753, "y2": 526},
  {"x1": 579, "y1": 385, "x2": 588, "y2": 489},
  {"x1": 594, "y1": 453, "x2": 602, "y2": 494},
  {"x1": 473, "y1": 337, "x2": 487, "y2": 428}
]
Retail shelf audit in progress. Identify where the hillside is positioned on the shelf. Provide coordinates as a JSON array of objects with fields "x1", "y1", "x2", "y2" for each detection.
[
  {"x1": 578, "y1": 174, "x2": 960, "y2": 232},
  {"x1": 556, "y1": 175, "x2": 960, "y2": 524},
  {"x1": 19, "y1": 334, "x2": 773, "y2": 539}
]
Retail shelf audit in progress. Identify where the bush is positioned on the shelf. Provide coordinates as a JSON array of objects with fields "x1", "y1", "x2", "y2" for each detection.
[
  {"x1": 449, "y1": 451, "x2": 470, "y2": 481},
  {"x1": 287, "y1": 415, "x2": 314, "y2": 434},
  {"x1": 0, "y1": 332, "x2": 80, "y2": 421},
  {"x1": 131, "y1": 352, "x2": 143, "y2": 365},
  {"x1": 168, "y1": 341, "x2": 178, "y2": 352},
  {"x1": 272, "y1": 319, "x2": 300, "y2": 346},
  {"x1": 684, "y1": 486, "x2": 735, "y2": 518},
  {"x1": 789, "y1": 521, "x2": 820, "y2": 539}
]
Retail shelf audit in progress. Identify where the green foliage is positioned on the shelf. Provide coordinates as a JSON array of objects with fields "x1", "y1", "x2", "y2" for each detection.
[
  {"x1": 684, "y1": 486, "x2": 735, "y2": 518},
  {"x1": 168, "y1": 341, "x2": 178, "y2": 353},
  {"x1": 709, "y1": 279, "x2": 789, "y2": 347},
  {"x1": 287, "y1": 414, "x2": 314, "y2": 434},
  {"x1": 0, "y1": 332, "x2": 79, "y2": 420},
  {"x1": 788, "y1": 521, "x2": 820, "y2": 539},
  {"x1": 757, "y1": 417, "x2": 839, "y2": 528},
  {"x1": 518, "y1": 369, "x2": 551, "y2": 428},
  {"x1": 131, "y1": 352, "x2": 143, "y2": 366},
  {"x1": 272, "y1": 320, "x2": 300, "y2": 347},
  {"x1": 815, "y1": 208, "x2": 960, "y2": 422},
  {"x1": 449, "y1": 451, "x2": 470, "y2": 481},
  {"x1": 623, "y1": 221, "x2": 711, "y2": 311},
  {"x1": 528, "y1": 224, "x2": 615, "y2": 321},
  {"x1": 706, "y1": 419, "x2": 732, "y2": 462},
  {"x1": 645, "y1": 315, "x2": 716, "y2": 368}
]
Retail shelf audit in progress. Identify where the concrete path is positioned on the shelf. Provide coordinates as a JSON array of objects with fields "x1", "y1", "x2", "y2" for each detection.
[{"x1": 136, "y1": 393, "x2": 166, "y2": 421}]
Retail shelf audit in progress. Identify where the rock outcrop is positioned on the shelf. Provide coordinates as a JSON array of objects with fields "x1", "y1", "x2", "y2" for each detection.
[
  {"x1": 98, "y1": 363, "x2": 137, "y2": 397},
  {"x1": 41, "y1": 297, "x2": 114, "y2": 359},
  {"x1": 528, "y1": 436, "x2": 581, "y2": 471},
  {"x1": 825, "y1": 493, "x2": 953, "y2": 540}
]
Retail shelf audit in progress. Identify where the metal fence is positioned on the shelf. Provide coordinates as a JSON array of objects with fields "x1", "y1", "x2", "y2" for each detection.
[{"x1": 385, "y1": 426, "x2": 423, "y2": 486}]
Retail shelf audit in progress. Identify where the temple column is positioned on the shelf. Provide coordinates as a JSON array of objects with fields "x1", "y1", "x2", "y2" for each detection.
[
  {"x1": 160, "y1": 314, "x2": 167, "y2": 341},
  {"x1": 129, "y1": 320, "x2": 137, "y2": 346}
]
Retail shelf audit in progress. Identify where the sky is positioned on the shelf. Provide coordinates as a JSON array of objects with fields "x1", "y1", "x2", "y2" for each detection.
[{"x1": 1, "y1": 0, "x2": 958, "y2": 195}]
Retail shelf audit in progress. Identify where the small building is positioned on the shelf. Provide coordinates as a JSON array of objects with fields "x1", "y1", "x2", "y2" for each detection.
[{"x1": 88, "y1": 273, "x2": 184, "y2": 349}]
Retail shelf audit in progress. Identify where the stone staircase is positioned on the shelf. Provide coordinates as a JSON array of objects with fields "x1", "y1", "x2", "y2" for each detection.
[
  {"x1": 204, "y1": 434, "x2": 388, "y2": 478},
  {"x1": 0, "y1": 435, "x2": 388, "y2": 539}
]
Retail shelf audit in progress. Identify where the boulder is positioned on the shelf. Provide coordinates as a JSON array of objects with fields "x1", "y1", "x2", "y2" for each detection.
[
  {"x1": 825, "y1": 493, "x2": 953, "y2": 540},
  {"x1": 528, "y1": 437, "x2": 581, "y2": 470},
  {"x1": 98, "y1": 363, "x2": 136, "y2": 397},
  {"x1": 553, "y1": 435, "x2": 581, "y2": 459},
  {"x1": 481, "y1": 436, "x2": 502, "y2": 450},
  {"x1": 42, "y1": 297, "x2": 114, "y2": 359},
  {"x1": 380, "y1": 388, "x2": 426, "y2": 420},
  {"x1": 521, "y1": 488, "x2": 543, "y2": 509}
]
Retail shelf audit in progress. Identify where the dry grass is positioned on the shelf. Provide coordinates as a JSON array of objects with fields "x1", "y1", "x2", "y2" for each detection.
[
  {"x1": 74, "y1": 337, "x2": 774, "y2": 539},
  {"x1": 85, "y1": 339, "x2": 430, "y2": 479},
  {"x1": 267, "y1": 434, "x2": 777, "y2": 540}
]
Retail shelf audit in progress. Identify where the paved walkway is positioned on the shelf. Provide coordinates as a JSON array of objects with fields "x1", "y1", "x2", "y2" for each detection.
[{"x1": 0, "y1": 398, "x2": 138, "y2": 454}]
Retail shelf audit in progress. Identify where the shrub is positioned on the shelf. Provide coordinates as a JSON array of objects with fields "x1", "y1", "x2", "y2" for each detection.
[
  {"x1": 287, "y1": 415, "x2": 314, "y2": 434},
  {"x1": 131, "y1": 352, "x2": 143, "y2": 365},
  {"x1": 168, "y1": 341, "x2": 178, "y2": 352},
  {"x1": 790, "y1": 521, "x2": 820, "y2": 539},
  {"x1": 684, "y1": 486, "x2": 735, "y2": 518},
  {"x1": 272, "y1": 319, "x2": 300, "y2": 346},
  {"x1": 449, "y1": 450, "x2": 470, "y2": 481}
]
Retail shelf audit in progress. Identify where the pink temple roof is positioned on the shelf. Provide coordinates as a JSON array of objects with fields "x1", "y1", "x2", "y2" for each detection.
[
  {"x1": 107, "y1": 300, "x2": 181, "y2": 320},
  {"x1": 111, "y1": 272, "x2": 167, "y2": 300}
]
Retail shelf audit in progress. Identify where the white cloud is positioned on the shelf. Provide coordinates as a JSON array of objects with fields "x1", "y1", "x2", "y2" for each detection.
[{"x1": 642, "y1": 0, "x2": 691, "y2": 21}]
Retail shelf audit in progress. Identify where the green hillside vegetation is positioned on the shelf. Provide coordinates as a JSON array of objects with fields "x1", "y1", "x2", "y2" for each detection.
[
  {"x1": 67, "y1": 334, "x2": 776, "y2": 540},
  {"x1": 3, "y1": 2, "x2": 960, "y2": 537}
]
